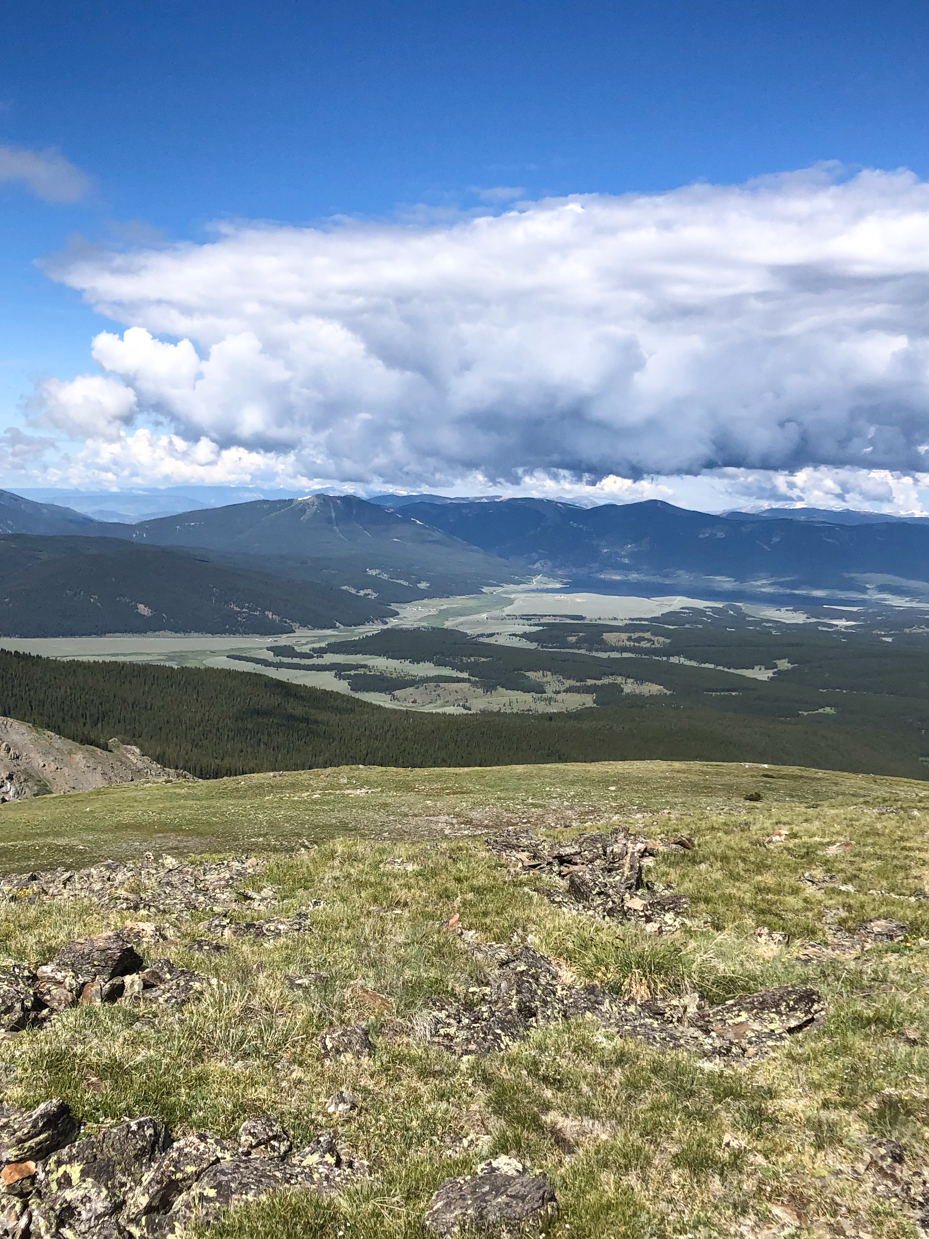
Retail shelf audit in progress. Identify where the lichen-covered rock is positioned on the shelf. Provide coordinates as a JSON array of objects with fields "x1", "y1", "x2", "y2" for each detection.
[
  {"x1": 289, "y1": 1131, "x2": 342, "y2": 1175},
  {"x1": 165, "y1": 1138, "x2": 356, "y2": 1235},
  {"x1": 0, "y1": 966, "x2": 42, "y2": 1032},
  {"x1": 0, "y1": 1104, "x2": 360, "y2": 1237},
  {"x1": 0, "y1": 1195, "x2": 31, "y2": 1238},
  {"x1": 124, "y1": 1134, "x2": 231, "y2": 1223},
  {"x1": 486, "y1": 828, "x2": 688, "y2": 932},
  {"x1": 427, "y1": 933, "x2": 823, "y2": 1059},
  {"x1": 0, "y1": 1161, "x2": 37, "y2": 1197},
  {"x1": 36, "y1": 1117, "x2": 170, "y2": 1234},
  {"x1": 38, "y1": 933, "x2": 143, "y2": 990},
  {"x1": 202, "y1": 912, "x2": 316, "y2": 942},
  {"x1": 423, "y1": 1157, "x2": 557, "y2": 1236},
  {"x1": 237, "y1": 1118, "x2": 291, "y2": 1160},
  {"x1": 133, "y1": 961, "x2": 211, "y2": 1011},
  {"x1": 163, "y1": 1157, "x2": 299, "y2": 1231},
  {"x1": 685, "y1": 985, "x2": 823, "y2": 1054},
  {"x1": 319, "y1": 1024, "x2": 374, "y2": 1060},
  {"x1": 0, "y1": 1100, "x2": 77, "y2": 1164}
]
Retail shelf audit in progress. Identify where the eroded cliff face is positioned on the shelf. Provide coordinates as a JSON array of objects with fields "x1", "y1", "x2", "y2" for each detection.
[{"x1": 0, "y1": 717, "x2": 190, "y2": 802}]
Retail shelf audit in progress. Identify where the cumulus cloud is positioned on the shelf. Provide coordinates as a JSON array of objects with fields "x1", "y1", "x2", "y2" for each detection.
[
  {"x1": 0, "y1": 144, "x2": 90, "y2": 202},
  {"x1": 40, "y1": 165, "x2": 929, "y2": 490},
  {"x1": 649, "y1": 466, "x2": 929, "y2": 516},
  {"x1": 26, "y1": 428, "x2": 317, "y2": 492},
  {"x1": 0, "y1": 427, "x2": 54, "y2": 469},
  {"x1": 35, "y1": 373, "x2": 137, "y2": 441}
]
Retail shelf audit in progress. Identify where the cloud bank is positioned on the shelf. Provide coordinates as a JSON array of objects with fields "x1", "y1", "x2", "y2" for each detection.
[
  {"x1": 0, "y1": 145, "x2": 90, "y2": 202},
  {"x1": 30, "y1": 165, "x2": 929, "y2": 498}
]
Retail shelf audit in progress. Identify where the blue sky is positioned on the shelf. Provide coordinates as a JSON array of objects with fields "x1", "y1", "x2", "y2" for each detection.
[{"x1": 5, "y1": 1, "x2": 929, "y2": 511}]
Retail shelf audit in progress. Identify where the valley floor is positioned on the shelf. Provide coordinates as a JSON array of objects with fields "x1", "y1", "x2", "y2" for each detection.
[{"x1": 0, "y1": 588, "x2": 741, "y2": 714}]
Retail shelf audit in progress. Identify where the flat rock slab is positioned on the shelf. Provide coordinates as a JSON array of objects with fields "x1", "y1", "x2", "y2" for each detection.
[{"x1": 423, "y1": 1157, "x2": 557, "y2": 1236}]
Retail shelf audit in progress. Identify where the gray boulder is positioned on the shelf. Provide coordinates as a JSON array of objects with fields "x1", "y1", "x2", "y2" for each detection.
[
  {"x1": 423, "y1": 1157, "x2": 557, "y2": 1236},
  {"x1": 39, "y1": 934, "x2": 143, "y2": 991}
]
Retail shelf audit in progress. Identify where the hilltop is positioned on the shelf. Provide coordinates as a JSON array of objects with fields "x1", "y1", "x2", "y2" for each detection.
[{"x1": 0, "y1": 758, "x2": 928, "y2": 1238}]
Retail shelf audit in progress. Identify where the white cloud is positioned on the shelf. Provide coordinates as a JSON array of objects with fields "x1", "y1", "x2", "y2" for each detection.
[
  {"x1": 36, "y1": 374, "x2": 137, "y2": 441},
  {"x1": 37, "y1": 165, "x2": 929, "y2": 492},
  {"x1": 30, "y1": 428, "x2": 319, "y2": 492},
  {"x1": 677, "y1": 465, "x2": 929, "y2": 515},
  {"x1": 0, "y1": 427, "x2": 54, "y2": 469},
  {"x1": 0, "y1": 144, "x2": 90, "y2": 202}
]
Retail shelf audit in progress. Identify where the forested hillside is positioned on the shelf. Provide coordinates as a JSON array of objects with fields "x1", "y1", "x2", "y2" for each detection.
[
  {"x1": 0, "y1": 536, "x2": 389, "y2": 635},
  {"x1": 0, "y1": 649, "x2": 924, "y2": 780}
]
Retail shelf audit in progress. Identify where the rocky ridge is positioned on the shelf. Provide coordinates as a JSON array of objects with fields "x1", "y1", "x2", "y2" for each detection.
[{"x1": 0, "y1": 718, "x2": 189, "y2": 803}]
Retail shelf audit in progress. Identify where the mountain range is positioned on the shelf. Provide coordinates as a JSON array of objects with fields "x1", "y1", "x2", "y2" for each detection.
[
  {"x1": 401, "y1": 497, "x2": 929, "y2": 602},
  {"x1": 729, "y1": 506, "x2": 929, "y2": 526},
  {"x1": 3, "y1": 486, "x2": 929, "y2": 633}
]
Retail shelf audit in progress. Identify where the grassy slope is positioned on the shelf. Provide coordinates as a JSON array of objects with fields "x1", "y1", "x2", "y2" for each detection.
[
  {"x1": 0, "y1": 757, "x2": 921, "y2": 873},
  {"x1": 3, "y1": 760, "x2": 929, "y2": 1237}
]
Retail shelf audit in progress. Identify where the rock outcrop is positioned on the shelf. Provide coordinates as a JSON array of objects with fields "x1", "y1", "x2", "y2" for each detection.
[
  {"x1": 0, "y1": 1100, "x2": 362, "y2": 1238},
  {"x1": 0, "y1": 933, "x2": 210, "y2": 1034},
  {"x1": 423, "y1": 1157, "x2": 557, "y2": 1236},
  {"x1": 425, "y1": 934, "x2": 823, "y2": 1059},
  {"x1": 0, "y1": 856, "x2": 271, "y2": 916},
  {"x1": 0, "y1": 717, "x2": 189, "y2": 803},
  {"x1": 486, "y1": 827, "x2": 692, "y2": 932}
]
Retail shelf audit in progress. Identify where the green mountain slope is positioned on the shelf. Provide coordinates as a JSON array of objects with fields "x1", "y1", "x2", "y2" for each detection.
[
  {"x1": 0, "y1": 648, "x2": 925, "y2": 779},
  {"x1": 0, "y1": 537, "x2": 390, "y2": 636},
  {"x1": 404, "y1": 497, "x2": 929, "y2": 601},
  {"x1": 0, "y1": 488, "x2": 103, "y2": 535},
  {"x1": 126, "y1": 493, "x2": 519, "y2": 599}
]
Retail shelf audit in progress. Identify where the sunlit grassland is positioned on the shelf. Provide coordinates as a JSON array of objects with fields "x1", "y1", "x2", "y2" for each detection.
[
  {"x1": 3, "y1": 760, "x2": 929, "y2": 1236},
  {"x1": 2, "y1": 758, "x2": 927, "y2": 874}
]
